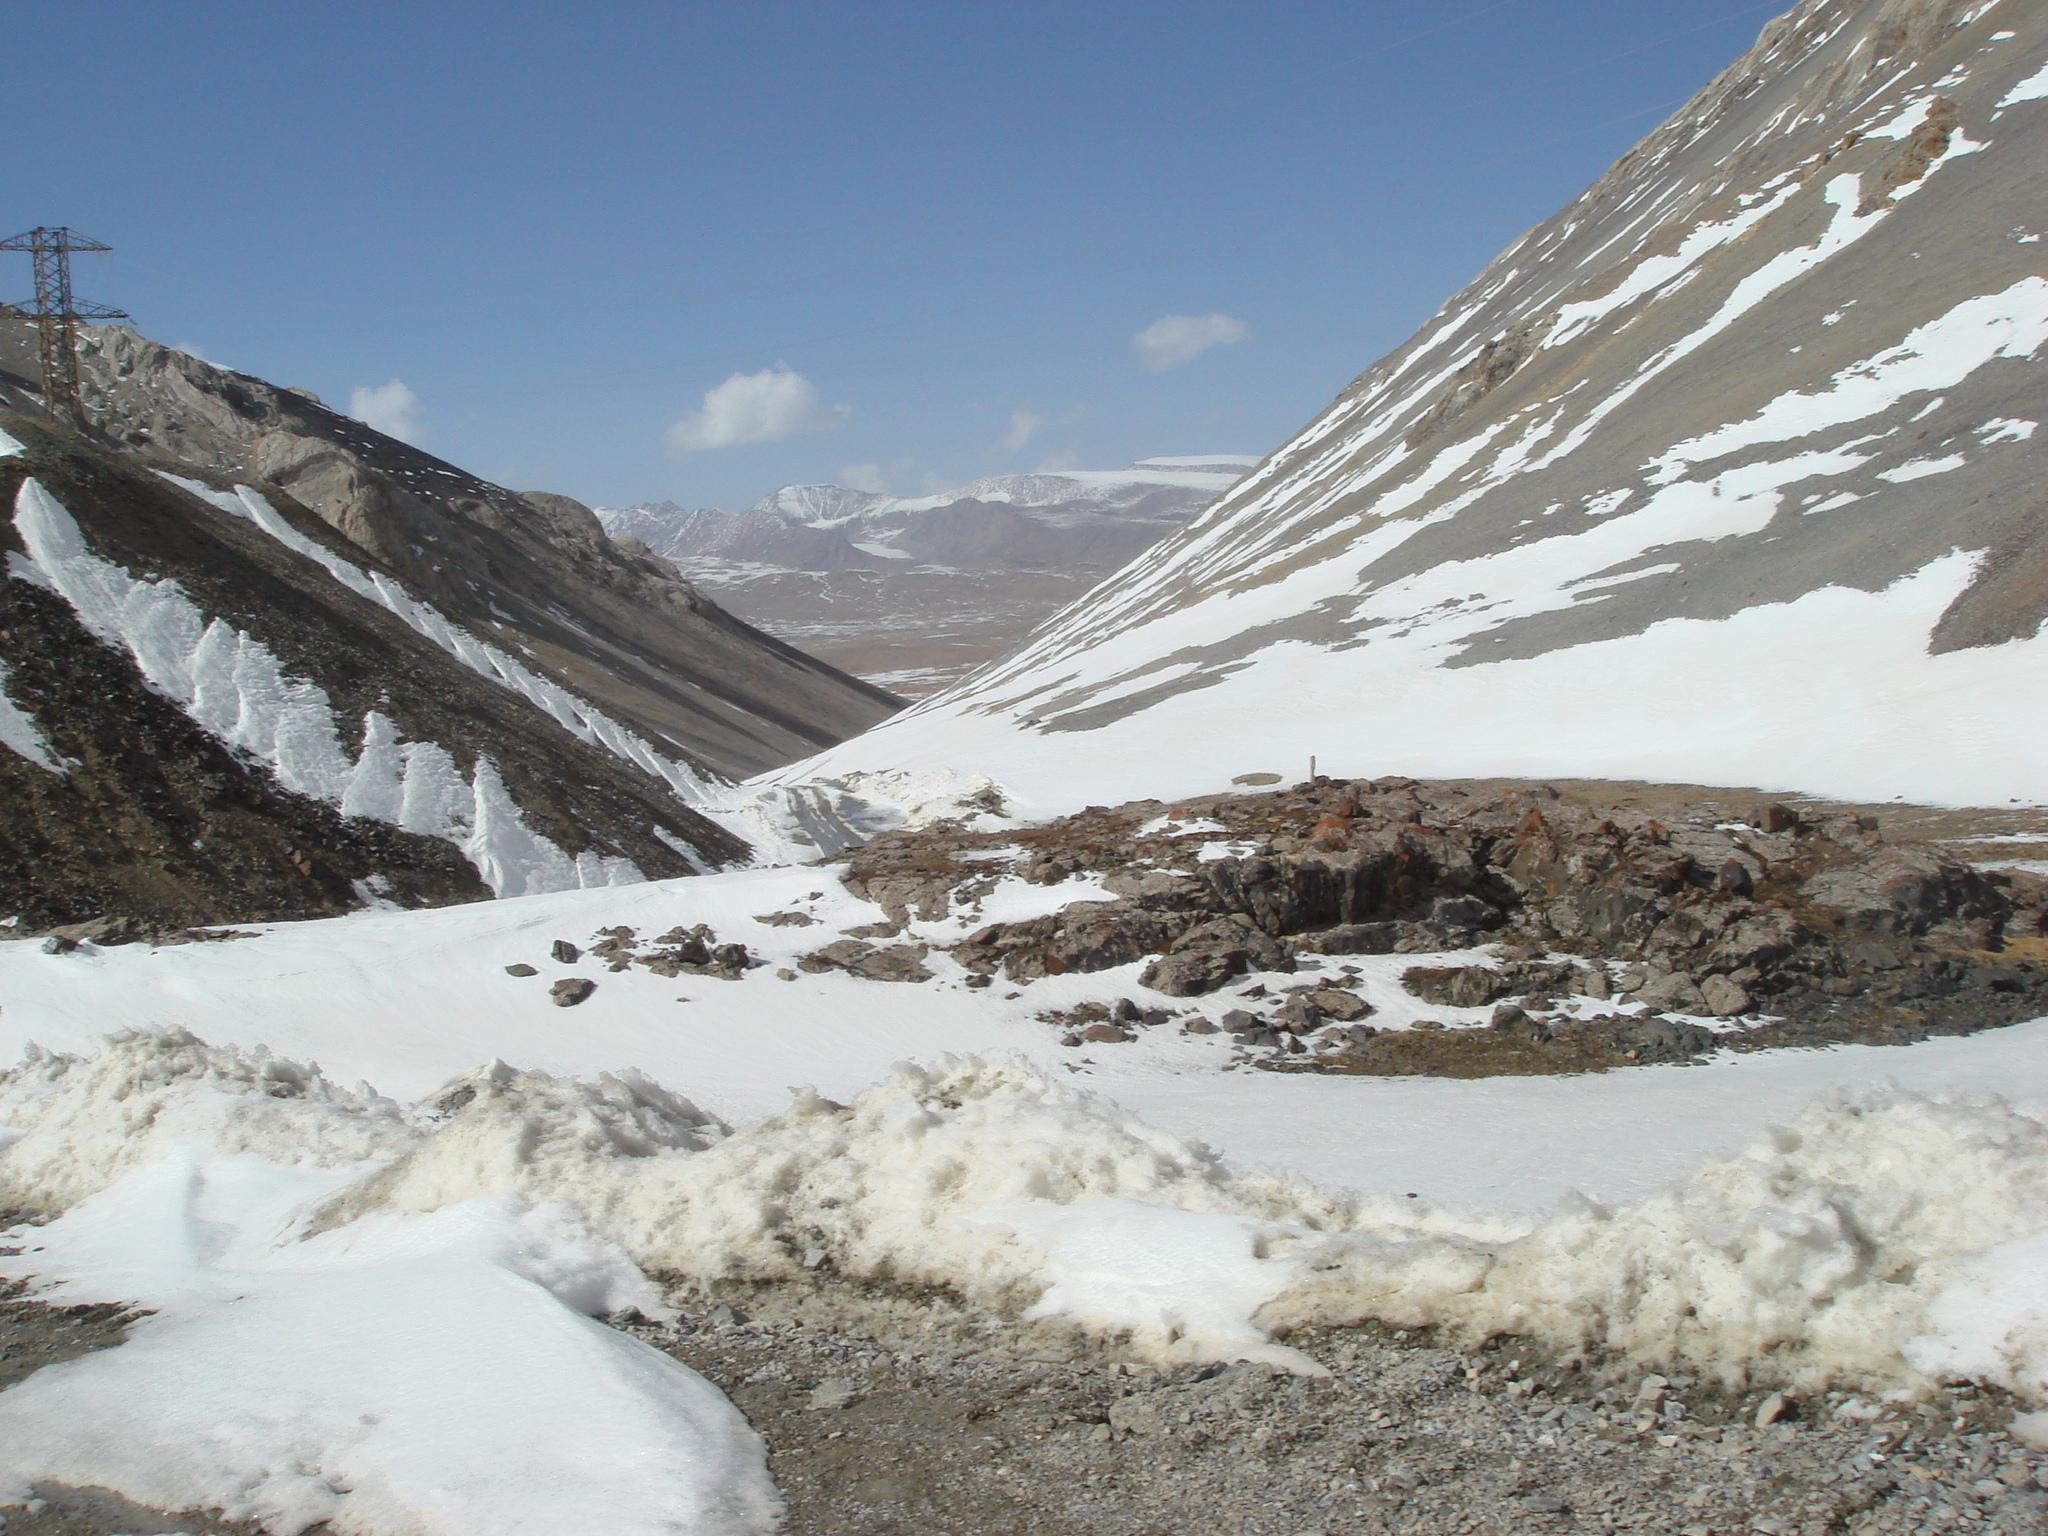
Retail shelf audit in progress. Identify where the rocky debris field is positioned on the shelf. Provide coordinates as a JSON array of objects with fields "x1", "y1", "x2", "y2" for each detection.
[{"x1": 829, "y1": 775, "x2": 2048, "y2": 1075}]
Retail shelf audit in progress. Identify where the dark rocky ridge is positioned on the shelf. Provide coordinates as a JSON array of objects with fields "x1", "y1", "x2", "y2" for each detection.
[
  {"x1": 0, "y1": 414, "x2": 748, "y2": 927},
  {"x1": 0, "y1": 312, "x2": 900, "y2": 779},
  {"x1": 832, "y1": 775, "x2": 2048, "y2": 1076}
]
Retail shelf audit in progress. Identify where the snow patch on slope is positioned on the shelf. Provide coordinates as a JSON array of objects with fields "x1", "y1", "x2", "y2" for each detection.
[
  {"x1": 9, "y1": 478, "x2": 642, "y2": 897},
  {"x1": 161, "y1": 475, "x2": 725, "y2": 811},
  {"x1": 0, "y1": 658, "x2": 63, "y2": 774}
]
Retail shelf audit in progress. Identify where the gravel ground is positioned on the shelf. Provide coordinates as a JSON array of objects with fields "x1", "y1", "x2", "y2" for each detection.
[
  {"x1": 628, "y1": 1279, "x2": 2048, "y2": 1536},
  {"x1": 1, "y1": 1266, "x2": 2044, "y2": 1535}
]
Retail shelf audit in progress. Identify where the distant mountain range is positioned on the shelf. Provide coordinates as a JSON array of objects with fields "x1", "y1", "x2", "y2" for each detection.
[{"x1": 596, "y1": 457, "x2": 1252, "y2": 693}]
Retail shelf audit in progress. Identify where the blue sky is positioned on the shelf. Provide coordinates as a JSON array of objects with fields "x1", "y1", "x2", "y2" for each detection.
[{"x1": 11, "y1": 1, "x2": 1785, "y2": 508}]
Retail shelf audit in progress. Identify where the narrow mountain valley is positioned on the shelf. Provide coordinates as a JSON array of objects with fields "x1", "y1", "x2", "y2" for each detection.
[{"x1": 0, "y1": 0, "x2": 2044, "y2": 1532}]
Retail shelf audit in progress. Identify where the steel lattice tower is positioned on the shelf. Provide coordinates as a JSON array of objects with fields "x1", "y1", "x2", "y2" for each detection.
[{"x1": 1, "y1": 226, "x2": 127, "y2": 425}]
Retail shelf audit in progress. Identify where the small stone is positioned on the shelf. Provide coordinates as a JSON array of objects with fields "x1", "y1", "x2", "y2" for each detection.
[
  {"x1": 1182, "y1": 1018, "x2": 1219, "y2": 1035},
  {"x1": 808, "y1": 1378, "x2": 859, "y2": 1410},
  {"x1": 38, "y1": 935, "x2": 77, "y2": 956},
  {"x1": 776, "y1": 967, "x2": 797, "y2": 981},
  {"x1": 1757, "y1": 803, "x2": 1801, "y2": 834},
  {"x1": 1520, "y1": 1495, "x2": 1568, "y2": 1515},
  {"x1": 549, "y1": 977, "x2": 596, "y2": 1007},
  {"x1": 1089, "y1": 1422, "x2": 1114, "y2": 1443},
  {"x1": 504, "y1": 962, "x2": 539, "y2": 977},
  {"x1": 705, "y1": 1303, "x2": 747, "y2": 1327},
  {"x1": 550, "y1": 939, "x2": 580, "y2": 964},
  {"x1": 1078, "y1": 1023, "x2": 1132, "y2": 1044},
  {"x1": 1634, "y1": 1374, "x2": 1670, "y2": 1410},
  {"x1": 1717, "y1": 859, "x2": 1755, "y2": 896},
  {"x1": 1756, "y1": 1390, "x2": 1795, "y2": 1427}
]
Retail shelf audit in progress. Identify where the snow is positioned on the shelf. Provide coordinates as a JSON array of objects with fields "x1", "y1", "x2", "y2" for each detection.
[
  {"x1": 0, "y1": 1040, "x2": 778, "y2": 1531},
  {"x1": 1, "y1": 847, "x2": 2047, "y2": 1522},
  {"x1": 6, "y1": 1012, "x2": 2048, "y2": 1413},
  {"x1": 0, "y1": 427, "x2": 23, "y2": 457},
  {"x1": 9, "y1": 478, "x2": 644, "y2": 897},
  {"x1": 1997, "y1": 55, "x2": 2048, "y2": 107},
  {"x1": 158, "y1": 475, "x2": 725, "y2": 816},
  {"x1": 1878, "y1": 454, "x2": 1968, "y2": 483},
  {"x1": 0, "y1": 659, "x2": 62, "y2": 774},
  {"x1": 1654, "y1": 277, "x2": 2048, "y2": 478}
]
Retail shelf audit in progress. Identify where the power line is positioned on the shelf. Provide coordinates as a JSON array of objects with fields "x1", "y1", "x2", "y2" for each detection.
[{"x1": 2, "y1": 226, "x2": 127, "y2": 425}]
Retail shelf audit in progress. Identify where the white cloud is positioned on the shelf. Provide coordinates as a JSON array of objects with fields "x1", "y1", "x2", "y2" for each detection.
[
  {"x1": 1133, "y1": 313, "x2": 1250, "y2": 372},
  {"x1": 1034, "y1": 450, "x2": 1082, "y2": 473},
  {"x1": 838, "y1": 462, "x2": 888, "y2": 494},
  {"x1": 998, "y1": 408, "x2": 1046, "y2": 455},
  {"x1": 349, "y1": 379, "x2": 424, "y2": 444},
  {"x1": 665, "y1": 365, "x2": 848, "y2": 454}
]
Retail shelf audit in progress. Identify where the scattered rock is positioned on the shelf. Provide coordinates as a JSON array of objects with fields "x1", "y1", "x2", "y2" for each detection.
[
  {"x1": 550, "y1": 939, "x2": 580, "y2": 964},
  {"x1": 808, "y1": 1378, "x2": 860, "y2": 1411},
  {"x1": 1699, "y1": 973, "x2": 1751, "y2": 1018},
  {"x1": 1304, "y1": 987, "x2": 1372, "y2": 1021},
  {"x1": 549, "y1": 977, "x2": 596, "y2": 1007},
  {"x1": 503, "y1": 962, "x2": 538, "y2": 977},
  {"x1": 798, "y1": 939, "x2": 933, "y2": 983}
]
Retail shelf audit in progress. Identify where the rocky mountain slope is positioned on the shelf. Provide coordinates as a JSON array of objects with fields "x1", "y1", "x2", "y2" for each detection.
[
  {"x1": 0, "y1": 314, "x2": 900, "y2": 780},
  {"x1": 0, "y1": 413, "x2": 755, "y2": 925},
  {"x1": 598, "y1": 458, "x2": 1250, "y2": 694},
  {"x1": 797, "y1": 0, "x2": 2048, "y2": 807}
]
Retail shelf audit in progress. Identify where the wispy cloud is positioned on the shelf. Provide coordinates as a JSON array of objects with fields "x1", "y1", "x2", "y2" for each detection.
[
  {"x1": 666, "y1": 365, "x2": 848, "y2": 454},
  {"x1": 1134, "y1": 313, "x2": 1250, "y2": 372},
  {"x1": 998, "y1": 408, "x2": 1046, "y2": 455},
  {"x1": 349, "y1": 379, "x2": 424, "y2": 443},
  {"x1": 837, "y1": 462, "x2": 888, "y2": 494}
]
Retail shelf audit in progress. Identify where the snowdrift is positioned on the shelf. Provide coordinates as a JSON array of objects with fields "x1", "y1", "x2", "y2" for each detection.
[{"x1": 7, "y1": 1031, "x2": 2048, "y2": 1407}]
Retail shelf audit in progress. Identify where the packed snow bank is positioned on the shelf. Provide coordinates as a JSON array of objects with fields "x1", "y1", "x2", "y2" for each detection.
[
  {"x1": 10, "y1": 1032, "x2": 2048, "y2": 1404},
  {"x1": 0, "y1": 1034, "x2": 779, "y2": 1535},
  {"x1": 1281, "y1": 1089, "x2": 2048, "y2": 1397},
  {"x1": 311, "y1": 1053, "x2": 1369, "y2": 1370}
]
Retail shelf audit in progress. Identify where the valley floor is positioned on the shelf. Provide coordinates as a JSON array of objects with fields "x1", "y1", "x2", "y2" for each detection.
[{"x1": 1, "y1": 776, "x2": 2045, "y2": 1534}]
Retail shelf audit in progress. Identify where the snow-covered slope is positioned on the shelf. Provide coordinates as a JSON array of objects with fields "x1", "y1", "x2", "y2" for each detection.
[{"x1": 794, "y1": 0, "x2": 2048, "y2": 810}]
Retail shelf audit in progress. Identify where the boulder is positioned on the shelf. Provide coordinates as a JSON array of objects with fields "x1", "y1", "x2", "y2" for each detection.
[
  {"x1": 1635, "y1": 970, "x2": 1707, "y2": 1014},
  {"x1": 1304, "y1": 987, "x2": 1373, "y2": 1021},
  {"x1": 797, "y1": 939, "x2": 932, "y2": 983},
  {"x1": 1699, "y1": 973, "x2": 1751, "y2": 1017},
  {"x1": 1401, "y1": 964, "x2": 1516, "y2": 1008},
  {"x1": 1801, "y1": 848, "x2": 2008, "y2": 937},
  {"x1": 550, "y1": 978, "x2": 596, "y2": 1007},
  {"x1": 504, "y1": 962, "x2": 539, "y2": 978},
  {"x1": 550, "y1": 939, "x2": 580, "y2": 964},
  {"x1": 1141, "y1": 947, "x2": 1247, "y2": 997}
]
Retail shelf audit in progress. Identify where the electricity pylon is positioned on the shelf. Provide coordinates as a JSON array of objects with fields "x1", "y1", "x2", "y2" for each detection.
[{"x1": 1, "y1": 226, "x2": 127, "y2": 425}]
